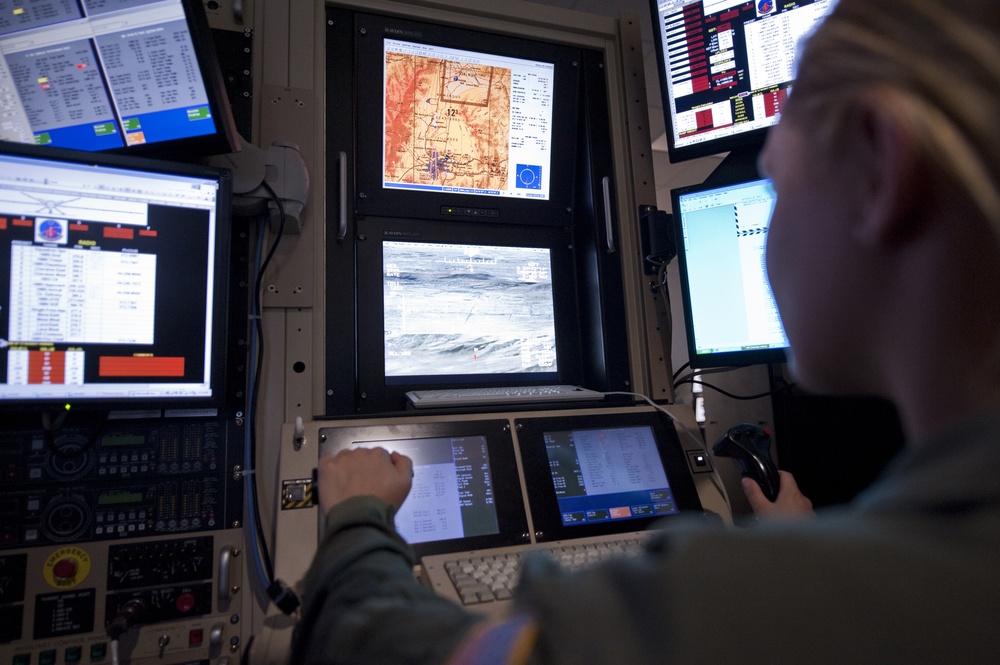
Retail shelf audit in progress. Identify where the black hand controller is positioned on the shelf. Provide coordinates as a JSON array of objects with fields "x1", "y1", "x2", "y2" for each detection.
[{"x1": 712, "y1": 424, "x2": 780, "y2": 502}]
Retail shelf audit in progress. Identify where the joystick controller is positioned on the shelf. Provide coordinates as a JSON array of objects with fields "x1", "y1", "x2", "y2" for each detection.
[{"x1": 712, "y1": 424, "x2": 781, "y2": 502}]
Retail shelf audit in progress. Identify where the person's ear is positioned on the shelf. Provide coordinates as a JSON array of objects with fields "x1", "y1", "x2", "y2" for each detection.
[{"x1": 851, "y1": 90, "x2": 923, "y2": 247}]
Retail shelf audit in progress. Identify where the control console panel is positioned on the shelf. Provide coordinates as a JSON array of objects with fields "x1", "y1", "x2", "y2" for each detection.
[
  {"x1": 1, "y1": 418, "x2": 241, "y2": 549},
  {"x1": 0, "y1": 415, "x2": 246, "y2": 665},
  {"x1": 0, "y1": 532, "x2": 244, "y2": 664}
]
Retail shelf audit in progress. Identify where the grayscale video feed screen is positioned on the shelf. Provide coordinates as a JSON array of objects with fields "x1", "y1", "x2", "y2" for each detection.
[{"x1": 383, "y1": 240, "x2": 558, "y2": 378}]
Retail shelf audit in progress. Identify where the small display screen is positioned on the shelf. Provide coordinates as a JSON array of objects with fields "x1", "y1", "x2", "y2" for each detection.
[
  {"x1": 98, "y1": 491, "x2": 144, "y2": 506},
  {"x1": 352, "y1": 436, "x2": 500, "y2": 545},
  {"x1": 382, "y1": 38, "x2": 555, "y2": 201},
  {"x1": 320, "y1": 418, "x2": 529, "y2": 556},
  {"x1": 101, "y1": 434, "x2": 147, "y2": 448},
  {"x1": 543, "y1": 425, "x2": 679, "y2": 527}
]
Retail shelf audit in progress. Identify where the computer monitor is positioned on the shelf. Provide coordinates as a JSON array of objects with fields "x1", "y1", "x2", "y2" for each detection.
[
  {"x1": 648, "y1": 0, "x2": 834, "y2": 163},
  {"x1": 325, "y1": 8, "x2": 631, "y2": 415},
  {"x1": 0, "y1": 0, "x2": 238, "y2": 158},
  {"x1": 516, "y1": 410, "x2": 704, "y2": 542},
  {"x1": 351, "y1": 11, "x2": 582, "y2": 226},
  {"x1": 0, "y1": 140, "x2": 232, "y2": 412},
  {"x1": 383, "y1": 240, "x2": 559, "y2": 382},
  {"x1": 671, "y1": 174, "x2": 788, "y2": 368},
  {"x1": 354, "y1": 218, "x2": 584, "y2": 412},
  {"x1": 319, "y1": 418, "x2": 529, "y2": 558}
]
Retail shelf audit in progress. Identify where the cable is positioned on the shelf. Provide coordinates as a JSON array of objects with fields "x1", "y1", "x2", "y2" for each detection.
[
  {"x1": 242, "y1": 208, "x2": 275, "y2": 598},
  {"x1": 671, "y1": 361, "x2": 691, "y2": 383},
  {"x1": 672, "y1": 366, "x2": 736, "y2": 388},
  {"x1": 243, "y1": 183, "x2": 301, "y2": 615},
  {"x1": 248, "y1": 183, "x2": 287, "y2": 585},
  {"x1": 673, "y1": 375, "x2": 795, "y2": 401},
  {"x1": 241, "y1": 634, "x2": 256, "y2": 665}
]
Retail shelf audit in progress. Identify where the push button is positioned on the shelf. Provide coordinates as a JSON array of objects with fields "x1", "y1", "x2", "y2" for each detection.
[
  {"x1": 90, "y1": 642, "x2": 108, "y2": 661},
  {"x1": 53, "y1": 558, "x2": 78, "y2": 580},
  {"x1": 686, "y1": 449, "x2": 713, "y2": 473},
  {"x1": 176, "y1": 592, "x2": 196, "y2": 613}
]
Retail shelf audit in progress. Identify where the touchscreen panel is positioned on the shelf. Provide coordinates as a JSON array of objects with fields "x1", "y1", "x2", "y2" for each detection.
[
  {"x1": 352, "y1": 435, "x2": 500, "y2": 545},
  {"x1": 319, "y1": 418, "x2": 529, "y2": 557},
  {"x1": 543, "y1": 425, "x2": 679, "y2": 527},
  {"x1": 516, "y1": 410, "x2": 702, "y2": 542}
]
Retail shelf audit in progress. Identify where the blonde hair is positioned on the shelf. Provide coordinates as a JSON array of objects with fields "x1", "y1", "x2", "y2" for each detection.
[{"x1": 785, "y1": 0, "x2": 1000, "y2": 233}]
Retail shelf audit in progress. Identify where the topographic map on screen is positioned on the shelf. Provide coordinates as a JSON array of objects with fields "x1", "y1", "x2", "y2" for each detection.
[{"x1": 384, "y1": 50, "x2": 512, "y2": 191}]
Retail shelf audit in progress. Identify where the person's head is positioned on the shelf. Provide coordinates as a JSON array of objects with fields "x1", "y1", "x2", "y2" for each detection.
[{"x1": 759, "y1": 0, "x2": 1000, "y2": 403}]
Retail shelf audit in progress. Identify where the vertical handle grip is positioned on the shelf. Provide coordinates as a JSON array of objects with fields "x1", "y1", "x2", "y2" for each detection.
[
  {"x1": 602, "y1": 176, "x2": 616, "y2": 253},
  {"x1": 337, "y1": 151, "x2": 348, "y2": 242},
  {"x1": 218, "y1": 545, "x2": 234, "y2": 603}
]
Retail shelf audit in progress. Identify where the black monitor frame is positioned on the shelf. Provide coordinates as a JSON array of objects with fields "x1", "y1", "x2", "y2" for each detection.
[
  {"x1": 354, "y1": 217, "x2": 586, "y2": 413},
  {"x1": 516, "y1": 410, "x2": 704, "y2": 543},
  {"x1": 0, "y1": 0, "x2": 238, "y2": 160},
  {"x1": 0, "y1": 140, "x2": 234, "y2": 415},
  {"x1": 670, "y1": 161, "x2": 788, "y2": 369},
  {"x1": 318, "y1": 417, "x2": 530, "y2": 558},
  {"x1": 351, "y1": 11, "x2": 582, "y2": 226},
  {"x1": 325, "y1": 6, "x2": 633, "y2": 417},
  {"x1": 647, "y1": 0, "x2": 831, "y2": 163}
]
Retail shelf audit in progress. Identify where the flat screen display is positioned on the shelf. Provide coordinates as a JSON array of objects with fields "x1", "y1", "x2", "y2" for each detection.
[
  {"x1": 543, "y1": 424, "x2": 680, "y2": 527},
  {"x1": 0, "y1": 0, "x2": 237, "y2": 157},
  {"x1": 516, "y1": 410, "x2": 704, "y2": 542},
  {"x1": 352, "y1": 435, "x2": 500, "y2": 545},
  {"x1": 383, "y1": 240, "x2": 558, "y2": 381},
  {"x1": 382, "y1": 38, "x2": 554, "y2": 202},
  {"x1": 650, "y1": 0, "x2": 833, "y2": 162},
  {"x1": 672, "y1": 175, "x2": 788, "y2": 367},
  {"x1": 350, "y1": 11, "x2": 581, "y2": 226},
  {"x1": 0, "y1": 141, "x2": 231, "y2": 409},
  {"x1": 319, "y1": 418, "x2": 529, "y2": 557}
]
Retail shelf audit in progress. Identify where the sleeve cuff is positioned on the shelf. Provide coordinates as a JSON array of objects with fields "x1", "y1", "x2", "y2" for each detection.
[{"x1": 319, "y1": 495, "x2": 417, "y2": 566}]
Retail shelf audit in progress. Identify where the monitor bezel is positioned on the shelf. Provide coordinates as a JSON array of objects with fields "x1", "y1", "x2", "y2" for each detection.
[
  {"x1": 670, "y1": 172, "x2": 789, "y2": 369},
  {"x1": 647, "y1": 0, "x2": 828, "y2": 164},
  {"x1": 352, "y1": 11, "x2": 582, "y2": 226},
  {"x1": 0, "y1": 0, "x2": 238, "y2": 160},
  {"x1": 354, "y1": 217, "x2": 584, "y2": 413},
  {"x1": 318, "y1": 418, "x2": 530, "y2": 558},
  {"x1": 0, "y1": 140, "x2": 233, "y2": 415},
  {"x1": 515, "y1": 410, "x2": 704, "y2": 542}
]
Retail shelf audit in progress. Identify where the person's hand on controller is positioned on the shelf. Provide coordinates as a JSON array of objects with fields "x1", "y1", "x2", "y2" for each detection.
[
  {"x1": 742, "y1": 470, "x2": 815, "y2": 519},
  {"x1": 713, "y1": 423, "x2": 815, "y2": 520}
]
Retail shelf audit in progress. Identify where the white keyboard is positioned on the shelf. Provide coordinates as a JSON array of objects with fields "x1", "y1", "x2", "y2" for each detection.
[
  {"x1": 406, "y1": 385, "x2": 604, "y2": 409},
  {"x1": 441, "y1": 538, "x2": 644, "y2": 606}
]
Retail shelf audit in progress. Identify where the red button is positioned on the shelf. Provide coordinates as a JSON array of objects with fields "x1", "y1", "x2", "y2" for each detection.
[
  {"x1": 53, "y1": 558, "x2": 78, "y2": 580},
  {"x1": 175, "y1": 593, "x2": 196, "y2": 613},
  {"x1": 189, "y1": 628, "x2": 204, "y2": 646}
]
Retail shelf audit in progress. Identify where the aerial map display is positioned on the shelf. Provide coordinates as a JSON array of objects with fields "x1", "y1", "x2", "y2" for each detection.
[{"x1": 382, "y1": 39, "x2": 553, "y2": 200}]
